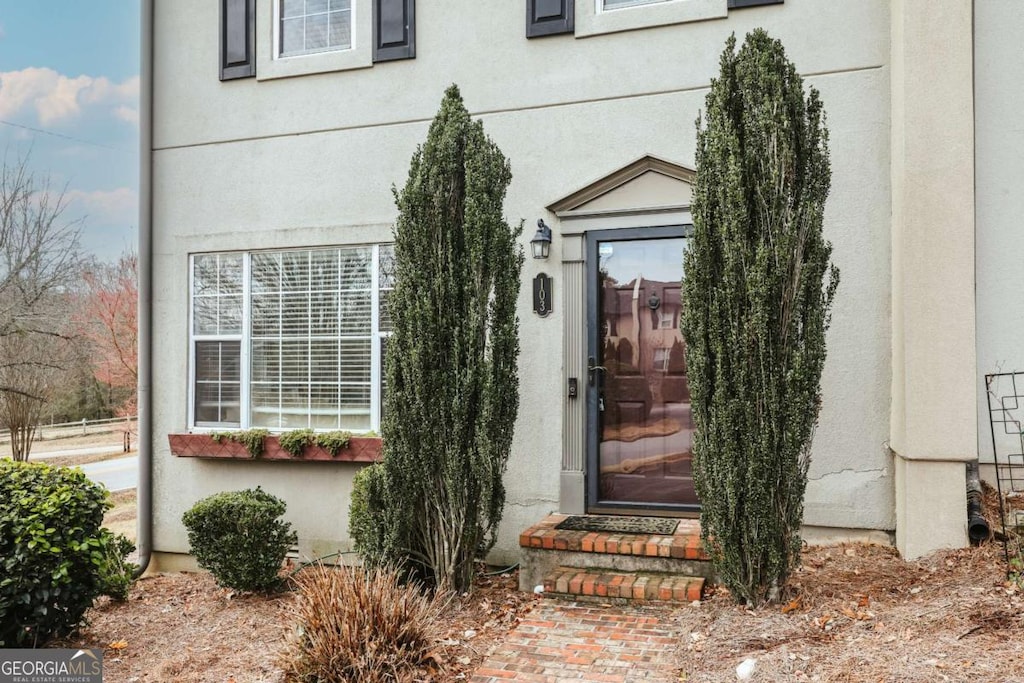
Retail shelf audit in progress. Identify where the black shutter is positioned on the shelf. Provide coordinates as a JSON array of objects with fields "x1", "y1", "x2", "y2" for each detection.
[
  {"x1": 527, "y1": 0, "x2": 574, "y2": 39},
  {"x1": 727, "y1": 0, "x2": 783, "y2": 8},
  {"x1": 374, "y1": 0, "x2": 416, "y2": 62},
  {"x1": 220, "y1": 0, "x2": 255, "y2": 80}
]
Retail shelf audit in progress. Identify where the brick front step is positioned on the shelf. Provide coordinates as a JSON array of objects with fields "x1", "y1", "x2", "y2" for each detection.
[
  {"x1": 543, "y1": 566, "x2": 705, "y2": 603},
  {"x1": 518, "y1": 514, "x2": 715, "y2": 595},
  {"x1": 519, "y1": 514, "x2": 709, "y2": 561}
]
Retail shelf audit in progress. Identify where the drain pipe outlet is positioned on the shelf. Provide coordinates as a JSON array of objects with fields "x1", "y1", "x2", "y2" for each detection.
[
  {"x1": 966, "y1": 460, "x2": 990, "y2": 544},
  {"x1": 134, "y1": 0, "x2": 154, "y2": 576}
]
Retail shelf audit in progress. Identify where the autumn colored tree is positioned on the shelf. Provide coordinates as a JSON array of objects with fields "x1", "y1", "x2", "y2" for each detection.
[{"x1": 76, "y1": 250, "x2": 138, "y2": 417}]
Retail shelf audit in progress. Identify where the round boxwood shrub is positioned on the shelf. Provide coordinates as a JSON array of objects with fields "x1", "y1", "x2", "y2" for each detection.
[
  {"x1": 0, "y1": 460, "x2": 135, "y2": 647},
  {"x1": 182, "y1": 487, "x2": 297, "y2": 592}
]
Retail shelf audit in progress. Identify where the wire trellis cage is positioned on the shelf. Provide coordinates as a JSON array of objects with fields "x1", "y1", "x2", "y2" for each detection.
[{"x1": 984, "y1": 371, "x2": 1024, "y2": 577}]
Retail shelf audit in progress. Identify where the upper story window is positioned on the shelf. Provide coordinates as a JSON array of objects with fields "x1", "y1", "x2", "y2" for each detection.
[
  {"x1": 602, "y1": 0, "x2": 671, "y2": 9},
  {"x1": 577, "y1": 0, "x2": 728, "y2": 37},
  {"x1": 279, "y1": 0, "x2": 353, "y2": 57},
  {"x1": 222, "y1": 0, "x2": 415, "y2": 80}
]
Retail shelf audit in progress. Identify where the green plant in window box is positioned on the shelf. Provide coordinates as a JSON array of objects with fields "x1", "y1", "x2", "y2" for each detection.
[
  {"x1": 278, "y1": 429, "x2": 315, "y2": 457},
  {"x1": 210, "y1": 429, "x2": 269, "y2": 459},
  {"x1": 313, "y1": 430, "x2": 353, "y2": 457}
]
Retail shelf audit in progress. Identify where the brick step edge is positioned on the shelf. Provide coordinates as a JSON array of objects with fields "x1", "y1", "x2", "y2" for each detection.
[
  {"x1": 543, "y1": 567, "x2": 705, "y2": 603},
  {"x1": 519, "y1": 525, "x2": 710, "y2": 561}
]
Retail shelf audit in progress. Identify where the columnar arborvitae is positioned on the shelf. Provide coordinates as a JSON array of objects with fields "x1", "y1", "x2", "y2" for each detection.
[
  {"x1": 682, "y1": 31, "x2": 839, "y2": 606},
  {"x1": 350, "y1": 85, "x2": 523, "y2": 593}
]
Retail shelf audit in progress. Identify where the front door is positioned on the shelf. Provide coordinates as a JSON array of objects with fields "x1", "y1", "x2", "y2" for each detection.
[{"x1": 585, "y1": 227, "x2": 697, "y2": 514}]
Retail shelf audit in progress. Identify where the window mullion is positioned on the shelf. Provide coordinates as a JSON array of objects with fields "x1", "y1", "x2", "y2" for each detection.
[
  {"x1": 241, "y1": 252, "x2": 252, "y2": 429},
  {"x1": 335, "y1": 249, "x2": 343, "y2": 430},
  {"x1": 188, "y1": 256, "x2": 196, "y2": 430},
  {"x1": 370, "y1": 245, "x2": 381, "y2": 431},
  {"x1": 306, "y1": 251, "x2": 313, "y2": 430}
]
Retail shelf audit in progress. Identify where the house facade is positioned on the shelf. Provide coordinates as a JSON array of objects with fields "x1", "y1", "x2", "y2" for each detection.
[{"x1": 143, "y1": 0, "x2": 1018, "y2": 571}]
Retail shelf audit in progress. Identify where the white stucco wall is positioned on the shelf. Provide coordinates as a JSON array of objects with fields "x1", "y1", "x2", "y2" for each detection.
[
  {"x1": 975, "y1": 1, "x2": 1024, "y2": 470},
  {"x1": 151, "y1": 0, "x2": 895, "y2": 564}
]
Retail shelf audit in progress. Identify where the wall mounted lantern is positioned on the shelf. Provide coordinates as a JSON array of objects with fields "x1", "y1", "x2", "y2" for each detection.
[
  {"x1": 531, "y1": 219, "x2": 552, "y2": 259},
  {"x1": 647, "y1": 291, "x2": 661, "y2": 311}
]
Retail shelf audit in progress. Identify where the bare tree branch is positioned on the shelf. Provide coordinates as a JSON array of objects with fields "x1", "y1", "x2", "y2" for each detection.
[{"x1": 0, "y1": 149, "x2": 83, "y2": 460}]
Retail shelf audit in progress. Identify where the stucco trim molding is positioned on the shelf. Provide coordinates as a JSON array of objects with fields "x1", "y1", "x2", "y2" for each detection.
[{"x1": 547, "y1": 155, "x2": 695, "y2": 219}]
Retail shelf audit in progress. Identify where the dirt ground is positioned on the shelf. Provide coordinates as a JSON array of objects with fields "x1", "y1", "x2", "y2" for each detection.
[
  {"x1": 52, "y1": 466, "x2": 1024, "y2": 682},
  {"x1": 676, "y1": 542, "x2": 1024, "y2": 682},
  {"x1": 58, "y1": 541, "x2": 1022, "y2": 683},
  {"x1": 67, "y1": 569, "x2": 536, "y2": 683},
  {"x1": 104, "y1": 489, "x2": 138, "y2": 542}
]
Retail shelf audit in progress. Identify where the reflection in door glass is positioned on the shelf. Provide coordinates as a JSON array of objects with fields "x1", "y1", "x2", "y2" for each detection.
[{"x1": 597, "y1": 238, "x2": 697, "y2": 508}]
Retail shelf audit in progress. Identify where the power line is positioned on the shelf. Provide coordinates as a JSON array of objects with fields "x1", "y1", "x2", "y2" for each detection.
[{"x1": 0, "y1": 118, "x2": 132, "y2": 154}]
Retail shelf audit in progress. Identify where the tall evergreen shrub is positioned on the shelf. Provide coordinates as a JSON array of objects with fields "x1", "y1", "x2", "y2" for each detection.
[
  {"x1": 682, "y1": 30, "x2": 839, "y2": 606},
  {"x1": 350, "y1": 85, "x2": 523, "y2": 593}
]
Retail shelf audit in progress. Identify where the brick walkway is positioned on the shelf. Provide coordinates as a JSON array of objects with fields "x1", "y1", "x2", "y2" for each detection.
[{"x1": 470, "y1": 599, "x2": 684, "y2": 682}]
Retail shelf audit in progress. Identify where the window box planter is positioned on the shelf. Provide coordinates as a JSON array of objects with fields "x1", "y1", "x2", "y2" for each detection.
[{"x1": 168, "y1": 433, "x2": 383, "y2": 463}]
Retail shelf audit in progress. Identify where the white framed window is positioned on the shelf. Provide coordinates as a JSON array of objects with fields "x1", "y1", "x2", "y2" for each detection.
[
  {"x1": 279, "y1": 0, "x2": 353, "y2": 58},
  {"x1": 602, "y1": 0, "x2": 671, "y2": 10},
  {"x1": 653, "y1": 346, "x2": 670, "y2": 372},
  {"x1": 658, "y1": 310, "x2": 674, "y2": 329},
  {"x1": 257, "y1": 0, "x2": 372, "y2": 80},
  {"x1": 577, "y1": 0, "x2": 726, "y2": 37},
  {"x1": 189, "y1": 245, "x2": 393, "y2": 432}
]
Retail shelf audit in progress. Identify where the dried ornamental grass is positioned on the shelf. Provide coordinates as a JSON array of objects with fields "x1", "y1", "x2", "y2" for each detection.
[{"x1": 281, "y1": 563, "x2": 448, "y2": 683}]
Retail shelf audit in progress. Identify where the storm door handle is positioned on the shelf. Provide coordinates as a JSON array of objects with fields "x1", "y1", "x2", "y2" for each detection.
[{"x1": 587, "y1": 357, "x2": 606, "y2": 387}]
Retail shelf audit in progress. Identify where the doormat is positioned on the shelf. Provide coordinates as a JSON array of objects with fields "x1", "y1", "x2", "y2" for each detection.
[{"x1": 555, "y1": 515, "x2": 679, "y2": 535}]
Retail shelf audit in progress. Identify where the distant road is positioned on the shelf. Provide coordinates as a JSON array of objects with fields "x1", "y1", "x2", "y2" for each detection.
[
  {"x1": 79, "y1": 455, "x2": 138, "y2": 492},
  {"x1": 36, "y1": 445, "x2": 130, "y2": 459}
]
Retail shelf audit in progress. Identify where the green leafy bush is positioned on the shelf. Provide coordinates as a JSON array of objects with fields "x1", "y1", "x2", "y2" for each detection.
[
  {"x1": 182, "y1": 488, "x2": 297, "y2": 591},
  {"x1": 98, "y1": 534, "x2": 138, "y2": 602},
  {"x1": 682, "y1": 30, "x2": 839, "y2": 606},
  {"x1": 353, "y1": 85, "x2": 523, "y2": 593},
  {"x1": 349, "y1": 465, "x2": 392, "y2": 569},
  {"x1": 280, "y1": 563, "x2": 446, "y2": 683},
  {"x1": 0, "y1": 460, "x2": 135, "y2": 646}
]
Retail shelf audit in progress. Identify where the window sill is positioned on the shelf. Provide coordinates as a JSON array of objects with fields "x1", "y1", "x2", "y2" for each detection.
[
  {"x1": 168, "y1": 432, "x2": 383, "y2": 463},
  {"x1": 576, "y1": 0, "x2": 726, "y2": 37}
]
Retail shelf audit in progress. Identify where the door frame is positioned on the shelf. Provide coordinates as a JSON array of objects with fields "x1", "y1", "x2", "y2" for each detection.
[{"x1": 584, "y1": 224, "x2": 696, "y2": 516}]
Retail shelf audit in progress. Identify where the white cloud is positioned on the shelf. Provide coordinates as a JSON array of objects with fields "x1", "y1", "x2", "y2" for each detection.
[
  {"x1": 81, "y1": 75, "x2": 139, "y2": 105},
  {"x1": 0, "y1": 67, "x2": 138, "y2": 127},
  {"x1": 63, "y1": 187, "x2": 138, "y2": 225},
  {"x1": 113, "y1": 105, "x2": 139, "y2": 126}
]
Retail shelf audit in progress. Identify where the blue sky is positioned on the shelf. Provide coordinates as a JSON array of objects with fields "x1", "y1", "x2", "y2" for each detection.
[{"x1": 0, "y1": 1, "x2": 140, "y2": 261}]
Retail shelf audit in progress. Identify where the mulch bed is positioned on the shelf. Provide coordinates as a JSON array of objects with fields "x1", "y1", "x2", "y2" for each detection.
[{"x1": 64, "y1": 567, "x2": 538, "y2": 682}]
